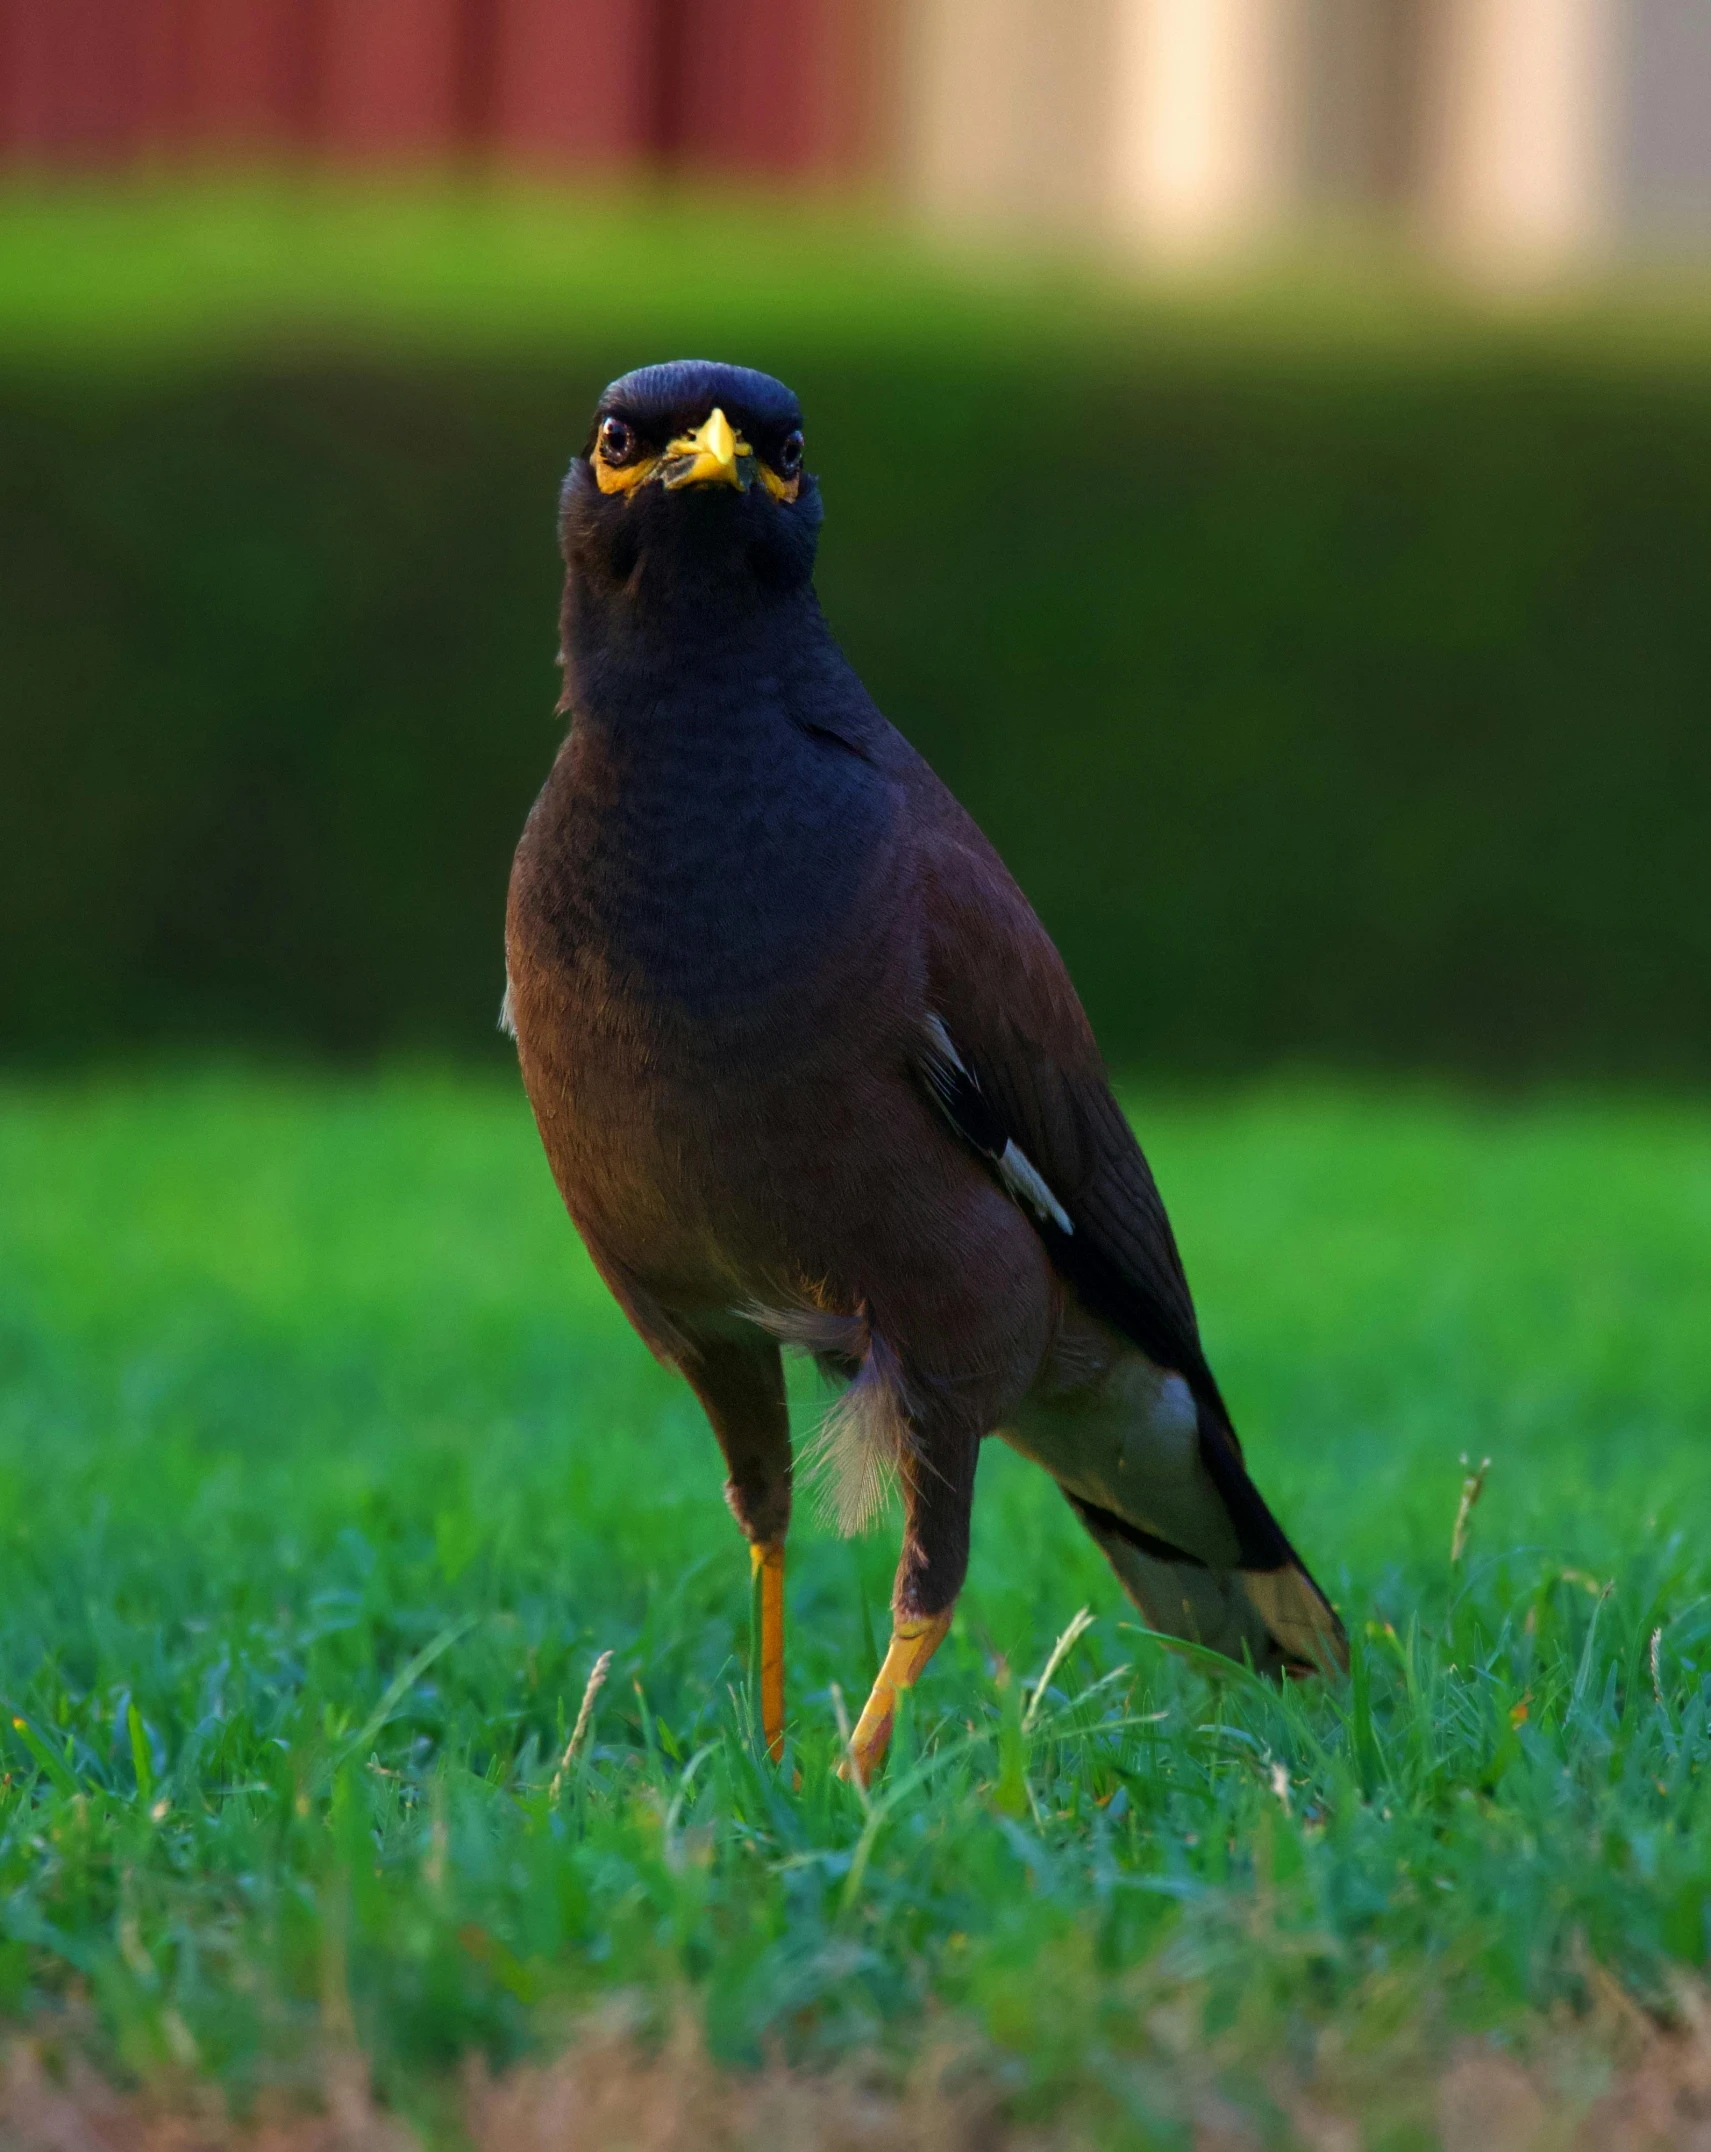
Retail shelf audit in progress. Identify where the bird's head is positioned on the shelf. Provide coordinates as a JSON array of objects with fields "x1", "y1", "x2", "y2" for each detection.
[{"x1": 559, "y1": 361, "x2": 820, "y2": 642}]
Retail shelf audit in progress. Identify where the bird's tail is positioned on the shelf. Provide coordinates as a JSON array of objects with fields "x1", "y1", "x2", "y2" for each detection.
[
  {"x1": 1007, "y1": 1364, "x2": 1346, "y2": 1680},
  {"x1": 1067, "y1": 1483, "x2": 1346, "y2": 1679}
]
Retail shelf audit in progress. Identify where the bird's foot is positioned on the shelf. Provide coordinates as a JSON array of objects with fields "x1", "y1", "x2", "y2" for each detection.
[
  {"x1": 840, "y1": 1608, "x2": 953, "y2": 1787},
  {"x1": 750, "y1": 1540, "x2": 786, "y2": 1763}
]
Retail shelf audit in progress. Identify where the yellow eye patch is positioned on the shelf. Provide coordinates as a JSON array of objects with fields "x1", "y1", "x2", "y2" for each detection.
[
  {"x1": 593, "y1": 405, "x2": 800, "y2": 502},
  {"x1": 593, "y1": 453, "x2": 658, "y2": 496}
]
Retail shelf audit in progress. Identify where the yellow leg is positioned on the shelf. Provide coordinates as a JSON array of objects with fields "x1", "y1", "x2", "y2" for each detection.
[
  {"x1": 750, "y1": 1541, "x2": 786, "y2": 1763},
  {"x1": 843, "y1": 1609, "x2": 954, "y2": 1787}
]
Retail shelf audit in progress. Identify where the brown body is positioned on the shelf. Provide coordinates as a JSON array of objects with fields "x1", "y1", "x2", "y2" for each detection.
[
  {"x1": 507, "y1": 360, "x2": 1344, "y2": 1772},
  {"x1": 509, "y1": 696, "x2": 1056, "y2": 1601}
]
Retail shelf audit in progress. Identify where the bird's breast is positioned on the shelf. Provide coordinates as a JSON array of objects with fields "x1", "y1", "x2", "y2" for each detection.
[
  {"x1": 538, "y1": 706, "x2": 892, "y2": 1020},
  {"x1": 505, "y1": 710, "x2": 917, "y2": 1303}
]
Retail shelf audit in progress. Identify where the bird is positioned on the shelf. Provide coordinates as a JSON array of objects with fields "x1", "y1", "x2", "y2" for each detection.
[{"x1": 504, "y1": 359, "x2": 1346, "y2": 1785}]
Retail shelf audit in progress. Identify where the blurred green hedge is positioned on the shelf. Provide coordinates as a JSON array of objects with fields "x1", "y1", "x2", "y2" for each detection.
[{"x1": 3, "y1": 329, "x2": 1709, "y2": 1076}]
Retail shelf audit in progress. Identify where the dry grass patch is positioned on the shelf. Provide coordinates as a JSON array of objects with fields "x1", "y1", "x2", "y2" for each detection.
[{"x1": 7, "y1": 1994, "x2": 1711, "y2": 2152}]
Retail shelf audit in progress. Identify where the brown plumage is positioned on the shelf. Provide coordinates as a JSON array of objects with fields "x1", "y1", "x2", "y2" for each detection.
[{"x1": 505, "y1": 361, "x2": 1345, "y2": 1779}]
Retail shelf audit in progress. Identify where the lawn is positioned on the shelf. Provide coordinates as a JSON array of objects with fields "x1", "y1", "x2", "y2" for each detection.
[{"x1": 1, "y1": 1070, "x2": 1708, "y2": 2144}]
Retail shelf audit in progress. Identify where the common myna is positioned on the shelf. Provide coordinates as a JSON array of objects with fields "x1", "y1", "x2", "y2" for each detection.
[{"x1": 505, "y1": 360, "x2": 1346, "y2": 1783}]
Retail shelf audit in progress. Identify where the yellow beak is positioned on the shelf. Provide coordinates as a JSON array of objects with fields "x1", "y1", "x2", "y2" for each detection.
[{"x1": 661, "y1": 406, "x2": 751, "y2": 492}]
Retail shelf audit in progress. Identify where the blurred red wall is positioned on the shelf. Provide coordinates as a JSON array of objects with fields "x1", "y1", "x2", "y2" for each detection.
[{"x1": 0, "y1": 0, "x2": 882, "y2": 176}]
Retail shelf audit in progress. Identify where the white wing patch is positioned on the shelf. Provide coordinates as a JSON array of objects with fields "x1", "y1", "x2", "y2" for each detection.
[
  {"x1": 998, "y1": 1139, "x2": 1073, "y2": 1235},
  {"x1": 922, "y1": 1011, "x2": 1073, "y2": 1237},
  {"x1": 923, "y1": 1011, "x2": 964, "y2": 1074},
  {"x1": 498, "y1": 979, "x2": 517, "y2": 1040}
]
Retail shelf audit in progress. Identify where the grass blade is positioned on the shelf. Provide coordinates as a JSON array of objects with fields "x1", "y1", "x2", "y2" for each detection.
[{"x1": 321, "y1": 1614, "x2": 480, "y2": 1787}]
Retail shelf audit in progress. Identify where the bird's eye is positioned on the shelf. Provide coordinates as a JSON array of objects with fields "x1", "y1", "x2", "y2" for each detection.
[
  {"x1": 777, "y1": 430, "x2": 805, "y2": 476},
  {"x1": 598, "y1": 416, "x2": 636, "y2": 465}
]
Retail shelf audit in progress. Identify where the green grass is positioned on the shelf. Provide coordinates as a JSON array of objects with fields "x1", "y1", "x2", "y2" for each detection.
[
  {"x1": 4, "y1": 176, "x2": 1711, "y2": 367},
  {"x1": 2, "y1": 1071, "x2": 1709, "y2": 2140}
]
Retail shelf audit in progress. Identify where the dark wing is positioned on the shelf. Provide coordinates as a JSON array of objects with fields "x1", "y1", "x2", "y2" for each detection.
[
  {"x1": 898, "y1": 749, "x2": 1346, "y2": 1674},
  {"x1": 903, "y1": 756, "x2": 1212, "y2": 1397}
]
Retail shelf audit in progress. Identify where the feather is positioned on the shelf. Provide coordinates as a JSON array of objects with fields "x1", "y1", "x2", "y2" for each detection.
[
  {"x1": 923, "y1": 988, "x2": 1349, "y2": 1676},
  {"x1": 919, "y1": 1014, "x2": 1072, "y2": 1234},
  {"x1": 741, "y1": 1302, "x2": 913, "y2": 1537}
]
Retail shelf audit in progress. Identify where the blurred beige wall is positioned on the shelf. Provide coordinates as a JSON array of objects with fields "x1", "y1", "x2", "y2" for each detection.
[
  {"x1": 897, "y1": 0, "x2": 1303, "y2": 248},
  {"x1": 898, "y1": 0, "x2": 1122, "y2": 230},
  {"x1": 1107, "y1": 0, "x2": 1302, "y2": 254},
  {"x1": 893, "y1": 0, "x2": 1711, "y2": 277},
  {"x1": 1422, "y1": 0, "x2": 1621, "y2": 271}
]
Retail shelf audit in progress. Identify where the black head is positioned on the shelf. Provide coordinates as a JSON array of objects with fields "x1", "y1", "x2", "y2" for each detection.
[{"x1": 560, "y1": 361, "x2": 820, "y2": 641}]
